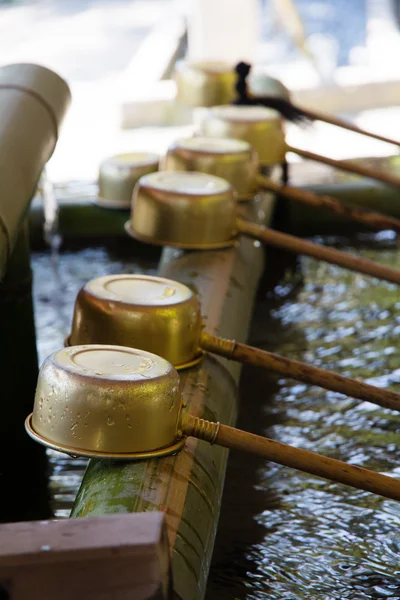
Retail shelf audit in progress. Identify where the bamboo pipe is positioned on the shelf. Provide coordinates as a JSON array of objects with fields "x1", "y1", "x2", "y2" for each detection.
[
  {"x1": 200, "y1": 332, "x2": 400, "y2": 412},
  {"x1": 236, "y1": 217, "x2": 400, "y2": 284},
  {"x1": 0, "y1": 63, "x2": 71, "y2": 278},
  {"x1": 289, "y1": 145, "x2": 400, "y2": 189},
  {"x1": 256, "y1": 175, "x2": 400, "y2": 232},
  {"x1": 182, "y1": 415, "x2": 400, "y2": 501}
]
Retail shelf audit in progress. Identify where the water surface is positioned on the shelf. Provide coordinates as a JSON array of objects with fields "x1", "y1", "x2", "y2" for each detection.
[{"x1": 208, "y1": 233, "x2": 400, "y2": 599}]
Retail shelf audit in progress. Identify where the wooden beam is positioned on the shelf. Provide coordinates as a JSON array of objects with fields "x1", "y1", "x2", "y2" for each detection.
[{"x1": 0, "y1": 512, "x2": 171, "y2": 600}]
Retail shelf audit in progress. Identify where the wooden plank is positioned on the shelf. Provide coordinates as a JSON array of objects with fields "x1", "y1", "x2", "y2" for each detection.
[{"x1": 0, "y1": 512, "x2": 171, "y2": 600}]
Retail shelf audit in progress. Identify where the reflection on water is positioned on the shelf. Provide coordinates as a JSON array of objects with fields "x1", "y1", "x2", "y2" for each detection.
[
  {"x1": 208, "y1": 236, "x2": 400, "y2": 599},
  {"x1": 32, "y1": 240, "x2": 158, "y2": 517},
  {"x1": 32, "y1": 234, "x2": 400, "y2": 596}
]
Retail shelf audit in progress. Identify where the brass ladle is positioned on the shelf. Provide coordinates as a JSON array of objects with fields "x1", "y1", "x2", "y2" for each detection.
[
  {"x1": 174, "y1": 60, "x2": 237, "y2": 107},
  {"x1": 125, "y1": 170, "x2": 400, "y2": 285},
  {"x1": 97, "y1": 152, "x2": 159, "y2": 209},
  {"x1": 162, "y1": 136, "x2": 400, "y2": 232},
  {"x1": 162, "y1": 136, "x2": 259, "y2": 201},
  {"x1": 200, "y1": 105, "x2": 400, "y2": 189},
  {"x1": 67, "y1": 274, "x2": 400, "y2": 412},
  {"x1": 25, "y1": 345, "x2": 400, "y2": 502}
]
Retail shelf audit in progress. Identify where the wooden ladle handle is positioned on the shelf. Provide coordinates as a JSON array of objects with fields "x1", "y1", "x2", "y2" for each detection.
[
  {"x1": 182, "y1": 415, "x2": 400, "y2": 502},
  {"x1": 287, "y1": 144, "x2": 400, "y2": 189},
  {"x1": 297, "y1": 105, "x2": 400, "y2": 148},
  {"x1": 236, "y1": 217, "x2": 400, "y2": 285},
  {"x1": 257, "y1": 174, "x2": 400, "y2": 233},
  {"x1": 200, "y1": 332, "x2": 400, "y2": 412}
]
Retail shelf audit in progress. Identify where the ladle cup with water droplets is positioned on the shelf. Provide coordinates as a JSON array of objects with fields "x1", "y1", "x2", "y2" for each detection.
[
  {"x1": 125, "y1": 170, "x2": 400, "y2": 285},
  {"x1": 25, "y1": 345, "x2": 400, "y2": 502},
  {"x1": 67, "y1": 274, "x2": 400, "y2": 413}
]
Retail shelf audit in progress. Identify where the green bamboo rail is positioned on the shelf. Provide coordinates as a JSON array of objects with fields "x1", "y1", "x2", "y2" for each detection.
[
  {"x1": 284, "y1": 155, "x2": 400, "y2": 235},
  {"x1": 27, "y1": 156, "x2": 400, "y2": 244},
  {"x1": 287, "y1": 181, "x2": 400, "y2": 235},
  {"x1": 71, "y1": 187, "x2": 277, "y2": 600},
  {"x1": 29, "y1": 200, "x2": 129, "y2": 248}
]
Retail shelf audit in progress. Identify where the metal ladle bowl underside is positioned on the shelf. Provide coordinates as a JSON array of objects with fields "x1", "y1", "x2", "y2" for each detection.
[
  {"x1": 26, "y1": 344, "x2": 186, "y2": 459},
  {"x1": 126, "y1": 170, "x2": 239, "y2": 249},
  {"x1": 68, "y1": 274, "x2": 205, "y2": 369},
  {"x1": 161, "y1": 136, "x2": 259, "y2": 200}
]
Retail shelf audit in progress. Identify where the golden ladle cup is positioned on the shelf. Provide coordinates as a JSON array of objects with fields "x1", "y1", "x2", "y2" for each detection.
[
  {"x1": 200, "y1": 105, "x2": 400, "y2": 189},
  {"x1": 162, "y1": 136, "x2": 259, "y2": 201},
  {"x1": 25, "y1": 345, "x2": 400, "y2": 502},
  {"x1": 126, "y1": 171, "x2": 400, "y2": 285},
  {"x1": 67, "y1": 274, "x2": 400, "y2": 413},
  {"x1": 174, "y1": 60, "x2": 237, "y2": 107},
  {"x1": 97, "y1": 152, "x2": 159, "y2": 209},
  {"x1": 162, "y1": 136, "x2": 400, "y2": 232}
]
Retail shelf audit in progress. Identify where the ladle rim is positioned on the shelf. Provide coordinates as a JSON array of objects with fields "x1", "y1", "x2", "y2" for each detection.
[
  {"x1": 124, "y1": 221, "x2": 238, "y2": 250},
  {"x1": 25, "y1": 414, "x2": 187, "y2": 460},
  {"x1": 91, "y1": 196, "x2": 131, "y2": 210},
  {"x1": 63, "y1": 334, "x2": 206, "y2": 370}
]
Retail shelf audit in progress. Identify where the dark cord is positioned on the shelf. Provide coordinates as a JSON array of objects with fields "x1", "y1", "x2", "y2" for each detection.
[{"x1": 233, "y1": 62, "x2": 313, "y2": 125}]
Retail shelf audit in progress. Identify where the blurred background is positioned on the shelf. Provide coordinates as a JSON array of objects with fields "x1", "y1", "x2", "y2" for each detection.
[{"x1": 1, "y1": 0, "x2": 400, "y2": 182}]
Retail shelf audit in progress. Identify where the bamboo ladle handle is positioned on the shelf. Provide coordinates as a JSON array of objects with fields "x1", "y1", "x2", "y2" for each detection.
[
  {"x1": 298, "y1": 105, "x2": 400, "y2": 148},
  {"x1": 256, "y1": 175, "x2": 400, "y2": 233},
  {"x1": 287, "y1": 144, "x2": 400, "y2": 189},
  {"x1": 200, "y1": 332, "x2": 400, "y2": 412},
  {"x1": 182, "y1": 414, "x2": 400, "y2": 501},
  {"x1": 236, "y1": 217, "x2": 400, "y2": 285}
]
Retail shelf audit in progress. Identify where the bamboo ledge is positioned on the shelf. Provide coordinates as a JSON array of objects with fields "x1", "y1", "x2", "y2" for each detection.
[{"x1": 71, "y1": 189, "x2": 276, "y2": 600}]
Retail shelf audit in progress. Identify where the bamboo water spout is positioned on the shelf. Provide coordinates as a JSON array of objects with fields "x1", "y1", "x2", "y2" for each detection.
[
  {"x1": 126, "y1": 171, "x2": 400, "y2": 284},
  {"x1": 67, "y1": 274, "x2": 400, "y2": 412},
  {"x1": 25, "y1": 345, "x2": 400, "y2": 502},
  {"x1": 0, "y1": 63, "x2": 71, "y2": 278},
  {"x1": 162, "y1": 136, "x2": 400, "y2": 232},
  {"x1": 200, "y1": 105, "x2": 400, "y2": 189}
]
